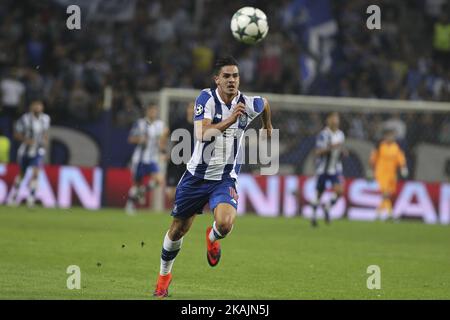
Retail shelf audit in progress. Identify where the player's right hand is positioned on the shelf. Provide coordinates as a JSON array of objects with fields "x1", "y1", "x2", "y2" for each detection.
[
  {"x1": 330, "y1": 143, "x2": 342, "y2": 150},
  {"x1": 25, "y1": 138, "x2": 35, "y2": 146},
  {"x1": 230, "y1": 103, "x2": 246, "y2": 122},
  {"x1": 139, "y1": 136, "x2": 148, "y2": 145}
]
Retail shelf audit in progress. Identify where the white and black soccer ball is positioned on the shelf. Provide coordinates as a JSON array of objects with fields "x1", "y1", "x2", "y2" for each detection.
[{"x1": 230, "y1": 7, "x2": 269, "y2": 45}]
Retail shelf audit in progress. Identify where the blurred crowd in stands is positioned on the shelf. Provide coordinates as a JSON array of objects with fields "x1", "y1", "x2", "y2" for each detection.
[{"x1": 0, "y1": 0, "x2": 449, "y2": 146}]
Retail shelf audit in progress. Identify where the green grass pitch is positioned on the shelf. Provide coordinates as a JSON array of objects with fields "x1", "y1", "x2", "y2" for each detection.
[{"x1": 0, "y1": 206, "x2": 449, "y2": 299}]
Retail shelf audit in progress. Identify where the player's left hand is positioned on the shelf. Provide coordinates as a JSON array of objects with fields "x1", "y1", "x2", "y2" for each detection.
[{"x1": 230, "y1": 103, "x2": 246, "y2": 122}]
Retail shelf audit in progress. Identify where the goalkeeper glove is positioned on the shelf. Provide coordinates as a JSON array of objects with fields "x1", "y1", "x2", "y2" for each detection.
[
  {"x1": 400, "y1": 167, "x2": 409, "y2": 179},
  {"x1": 366, "y1": 169, "x2": 374, "y2": 181}
]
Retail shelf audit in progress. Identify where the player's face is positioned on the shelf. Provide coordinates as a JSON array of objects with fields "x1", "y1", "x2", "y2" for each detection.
[
  {"x1": 385, "y1": 132, "x2": 396, "y2": 142},
  {"x1": 31, "y1": 101, "x2": 43, "y2": 114},
  {"x1": 146, "y1": 106, "x2": 158, "y2": 120},
  {"x1": 215, "y1": 65, "x2": 240, "y2": 96},
  {"x1": 328, "y1": 114, "x2": 340, "y2": 129}
]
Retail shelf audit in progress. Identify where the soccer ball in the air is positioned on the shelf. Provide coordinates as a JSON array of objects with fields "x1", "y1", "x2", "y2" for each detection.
[{"x1": 230, "y1": 7, "x2": 269, "y2": 45}]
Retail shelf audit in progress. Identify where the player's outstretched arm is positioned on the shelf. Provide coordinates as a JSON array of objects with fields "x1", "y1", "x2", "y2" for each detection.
[
  {"x1": 261, "y1": 98, "x2": 273, "y2": 138},
  {"x1": 195, "y1": 103, "x2": 246, "y2": 141},
  {"x1": 398, "y1": 149, "x2": 408, "y2": 178}
]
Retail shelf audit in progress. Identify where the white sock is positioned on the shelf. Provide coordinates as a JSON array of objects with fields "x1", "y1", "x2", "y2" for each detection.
[
  {"x1": 128, "y1": 186, "x2": 138, "y2": 201},
  {"x1": 329, "y1": 194, "x2": 338, "y2": 207},
  {"x1": 312, "y1": 193, "x2": 321, "y2": 208},
  {"x1": 147, "y1": 180, "x2": 157, "y2": 191},
  {"x1": 160, "y1": 231, "x2": 183, "y2": 276},
  {"x1": 208, "y1": 221, "x2": 232, "y2": 243},
  {"x1": 13, "y1": 175, "x2": 21, "y2": 188},
  {"x1": 29, "y1": 179, "x2": 38, "y2": 198},
  {"x1": 9, "y1": 176, "x2": 21, "y2": 201}
]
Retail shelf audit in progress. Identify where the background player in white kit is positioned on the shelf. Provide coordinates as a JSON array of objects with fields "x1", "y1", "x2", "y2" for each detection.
[
  {"x1": 125, "y1": 103, "x2": 169, "y2": 215},
  {"x1": 8, "y1": 100, "x2": 50, "y2": 208},
  {"x1": 311, "y1": 112, "x2": 347, "y2": 227}
]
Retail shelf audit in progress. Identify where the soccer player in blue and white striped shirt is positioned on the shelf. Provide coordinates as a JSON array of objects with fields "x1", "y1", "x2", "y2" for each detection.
[
  {"x1": 153, "y1": 56, "x2": 273, "y2": 298},
  {"x1": 8, "y1": 100, "x2": 50, "y2": 208},
  {"x1": 125, "y1": 104, "x2": 169, "y2": 215},
  {"x1": 311, "y1": 112, "x2": 346, "y2": 227}
]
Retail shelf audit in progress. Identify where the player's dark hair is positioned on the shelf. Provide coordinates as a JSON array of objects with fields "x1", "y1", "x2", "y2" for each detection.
[
  {"x1": 383, "y1": 128, "x2": 396, "y2": 136},
  {"x1": 326, "y1": 111, "x2": 339, "y2": 120},
  {"x1": 323, "y1": 111, "x2": 339, "y2": 124},
  {"x1": 213, "y1": 56, "x2": 239, "y2": 75},
  {"x1": 30, "y1": 99, "x2": 44, "y2": 105}
]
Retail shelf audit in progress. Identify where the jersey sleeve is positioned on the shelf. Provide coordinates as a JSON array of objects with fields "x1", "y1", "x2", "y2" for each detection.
[
  {"x1": 129, "y1": 120, "x2": 143, "y2": 138},
  {"x1": 158, "y1": 120, "x2": 166, "y2": 135},
  {"x1": 193, "y1": 91, "x2": 213, "y2": 121},
  {"x1": 246, "y1": 96, "x2": 265, "y2": 119},
  {"x1": 396, "y1": 147, "x2": 406, "y2": 167},
  {"x1": 316, "y1": 131, "x2": 328, "y2": 149},
  {"x1": 15, "y1": 115, "x2": 26, "y2": 135},
  {"x1": 44, "y1": 115, "x2": 51, "y2": 133}
]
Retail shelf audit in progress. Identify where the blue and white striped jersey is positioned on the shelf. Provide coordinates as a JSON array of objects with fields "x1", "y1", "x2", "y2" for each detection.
[
  {"x1": 315, "y1": 127, "x2": 345, "y2": 175},
  {"x1": 187, "y1": 88, "x2": 265, "y2": 181},
  {"x1": 15, "y1": 112, "x2": 51, "y2": 158},
  {"x1": 130, "y1": 118, "x2": 165, "y2": 165}
]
